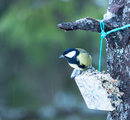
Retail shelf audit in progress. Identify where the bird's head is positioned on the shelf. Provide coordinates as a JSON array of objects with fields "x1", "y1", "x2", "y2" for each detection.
[{"x1": 59, "y1": 48, "x2": 79, "y2": 60}]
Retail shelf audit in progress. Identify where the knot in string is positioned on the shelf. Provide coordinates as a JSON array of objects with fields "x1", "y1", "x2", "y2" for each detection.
[
  {"x1": 98, "y1": 20, "x2": 130, "y2": 72},
  {"x1": 101, "y1": 31, "x2": 107, "y2": 38},
  {"x1": 99, "y1": 20, "x2": 107, "y2": 38},
  {"x1": 98, "y1": 20, "x2": 106, "y2": 71}
]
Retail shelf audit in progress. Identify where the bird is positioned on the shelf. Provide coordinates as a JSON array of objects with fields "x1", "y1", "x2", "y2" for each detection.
[{"x1": 59, "y1": 48, "x2": 92, "y2": 78}]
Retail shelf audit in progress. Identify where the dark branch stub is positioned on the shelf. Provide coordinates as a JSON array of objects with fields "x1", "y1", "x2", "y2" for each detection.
[
  {"x1": 108, "y1": 0, "x2": 125, "y2": 13},
  {"x1": 108, "y1": 4, "x2": 124, "y2": 13}
]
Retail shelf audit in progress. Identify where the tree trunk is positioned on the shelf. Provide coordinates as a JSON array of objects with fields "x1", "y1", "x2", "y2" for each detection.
[
  {"x1": 58, "y1": 0, "x2": 130, "y2": 119},
  {"x1": 105, "y1": 0, "x2": 130, "y2": 119}
]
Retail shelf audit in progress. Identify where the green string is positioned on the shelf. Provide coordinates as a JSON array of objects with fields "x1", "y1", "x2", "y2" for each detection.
[
  {"x1": 98, "y1": 20, "x2": 130, "y2": 71},
  {"x1": 98, "y1": 20, "x2": 107, "y2": 71}
]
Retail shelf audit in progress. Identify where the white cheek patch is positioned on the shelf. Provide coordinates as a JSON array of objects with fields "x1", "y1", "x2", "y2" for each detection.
[{"x1": 65, "y1": 51, "x2": 76, "y2": 58}]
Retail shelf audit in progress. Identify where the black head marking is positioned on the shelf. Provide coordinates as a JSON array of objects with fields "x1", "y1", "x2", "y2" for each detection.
[{"x1": 63, "y1": 48, "x2": 79, "y2": 58}]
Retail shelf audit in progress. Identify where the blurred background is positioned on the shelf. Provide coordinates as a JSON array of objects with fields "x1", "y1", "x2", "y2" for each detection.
[{"x1": 0, "y1": 0, "x2": 108, "y2": 120}]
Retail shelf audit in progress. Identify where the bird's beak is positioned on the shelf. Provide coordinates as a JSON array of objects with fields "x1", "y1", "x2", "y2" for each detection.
[{"x1": 59, "y1": 54, "x2": 64, "y2": 58}]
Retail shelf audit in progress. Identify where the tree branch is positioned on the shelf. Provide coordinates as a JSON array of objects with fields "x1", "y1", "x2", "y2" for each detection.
[{"x1": 58, "y1": 17, "x2": 112, "y2": 33}]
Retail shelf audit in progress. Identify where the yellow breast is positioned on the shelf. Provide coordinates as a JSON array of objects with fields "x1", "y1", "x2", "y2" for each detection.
[{"x1": 68, "y1": 63, "x2": 83, "y2": 70}]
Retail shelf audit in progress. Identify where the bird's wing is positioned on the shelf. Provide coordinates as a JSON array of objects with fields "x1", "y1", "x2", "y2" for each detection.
[{"x1": 71, "y1": 68, "x2": 81, "y2": 78}]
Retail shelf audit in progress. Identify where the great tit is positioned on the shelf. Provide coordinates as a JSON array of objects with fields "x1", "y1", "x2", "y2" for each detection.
[{"x1": 59, "y1": 48, "x2": 92, "y2": 78}]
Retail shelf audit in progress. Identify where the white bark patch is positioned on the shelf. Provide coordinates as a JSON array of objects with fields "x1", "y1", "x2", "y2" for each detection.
[
  {"x1": 127, "y1": 0, "x2": 130, "y2": 4},
  {"x1": 115, "y1": 48, "x2": 124, "y2": 58},
  {"x1": 109, "y1": 0, "x2": 113, "y2": 4},
  {"x1": 124, "y1": 6, "x2": 128, "y2": 12},
  {"x1": 103, "y1": 10, "x2": 115, "y2": 20},
  {"x1": 117, "y1": 32, "x2": 123, "y2": 40},
  {"x1": 65, "y1": 51, "x2": 76, "y2": 58},
  {"x1": 126, "y1": 66, "x2": 130, "y2": 76},
  {"x1": 124, "y1": 111, "x2": 128, "y2": 119},
  {"x1": 113, "y1": 23, "x2": 119, "y2": 27},
  {"x1": 114, "y1": 42, "x2": 124, "y2": 58},
  {"x1": 123, "y1": 6, "x2": 128, "y2": 19},
  {"x1": 86, "y1": 19, "x2": 93, "y2": 23},
  {"x1": 76, "y1": 18, "x2": 93, "y2": 24},
  {"x1": 125, "y1": 103, "x2": 130, "y2": 110}
]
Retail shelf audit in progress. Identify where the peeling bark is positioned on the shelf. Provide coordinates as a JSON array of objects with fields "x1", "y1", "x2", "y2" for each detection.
[{"x1": 58, "y1": 0, "x2": 130, "y2": 119}]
